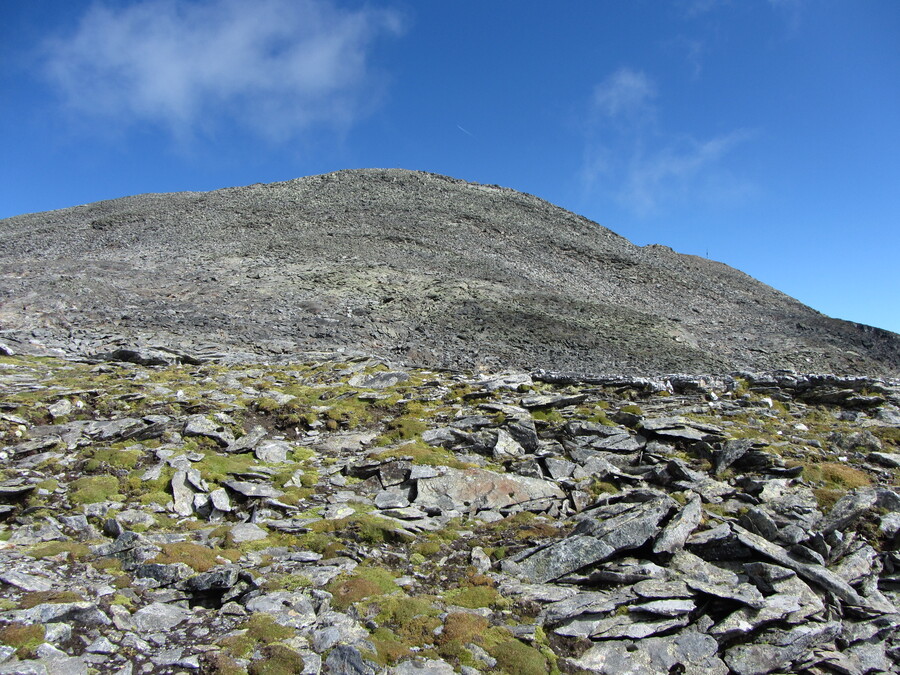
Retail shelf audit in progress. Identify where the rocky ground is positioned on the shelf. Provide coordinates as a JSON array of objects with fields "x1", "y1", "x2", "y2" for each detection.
[
  {"x1": 2, "y1": 169, "x2": 899, "y2": 377},
  {"x1": 0, "y1": 339, "x2": 898, "y2": 674}
]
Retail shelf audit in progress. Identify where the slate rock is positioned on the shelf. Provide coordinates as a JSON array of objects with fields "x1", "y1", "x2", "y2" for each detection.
[
  {"x1": 513, "y1": 497, "x2": 674, "y2": 583},
  {"x1": 182, "y1": 414, "x2": 235, "y2": 447},
  {"x1": 415, "y1": 467, "x2": 564, "y2": 514},
  {"x1": 565, "y1": 632, "x2": 727, "y2": 675},
  {"x1": 724, "y1": 621, "x2": 841, "y2": 675},
  {"x1": 229, "y1": 523, "x2": 269, "y2": 543},
  {"x1": 653, "y1": 495, "x2": 702, "y2": 554},
  {"x1": 324, "y1": 644, "x2": 377, "y2": 674},
  {"x1": 131, "y1": 602, "x2": 192, "y2": 632}
]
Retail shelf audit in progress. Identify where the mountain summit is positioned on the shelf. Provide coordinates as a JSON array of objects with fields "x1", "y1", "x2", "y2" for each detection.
[{"x1": 1, "y1": 168, "x2": 898, "y2": 376}]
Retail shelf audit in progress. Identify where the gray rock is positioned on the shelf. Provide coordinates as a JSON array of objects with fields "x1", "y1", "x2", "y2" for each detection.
[
  {"x1": 182, "y1": 414, "x2": 235, "y2": 447},
  {"x1": 244, "y1": 591, "x2": 317, "y2": 629},
  {"x1": 821, "y1": 487, "x2": 877, "y2": 534},
  {"x1": 867, "y1": 451, "x2": 900, "y2": 468},
  {"x1": 566, "y1": 632, "x2": 727, "y2": 675},
  {"x1": 179, "y1": 565, "x2": 240, "y2": 592},
  {"x1": 209, "y1": 488, "x2": 232, "y2": 512},
  {"x1": 724, "y1": 621, "x2": 841, "y2": 675},
  {"x1": 653, "y1": 495, "x2": 702, "y2": 554},
  {"x1": 170, "y1": 469, "x2": 196, "y2": 517},
  {"x1": 629, "y1": 598, "x2": 695, "y2": 616},
  {"x1": 715, "y1": 438, "x2": 755, "y2": 474},
  {"x1": 223, "y1": 480, "x2": 284, "y2": 499},
  {"x1": 387, "y1": 659, "x2": 456, "y2": 674},
  {"x1": 415, "y1": 467, "x2": 564, "y2": 514},
  {"x1": 374, "y1": 490, "x2": 410, "y2": 509},
  {"x1": 133, "y1": 562, "x2": 194, "y2": 585},
  {"x1": 349, "y1": 371, "x2": 409, "y2": 389},
  {"x1": 521, "y1": 393, "x2": 588, "y2": 409},
  {"x1": 0, "y1": 571, "x2": 54, "y2": 592},
  {"x1": 324, "y1": 644, "x2": 376, "y2": 674},
  {"x1": 492, "y1": 428, "x2": 524, "y2": 460},
  {"x1": 229, "y1": 522, "x2": 268, "y2": 543},
  {"x1": 10, "y1": 603, "x2": 110, "y2": 627},
  {"x1": 227, "y1": 425, "x2": 267, "y2": 453},
  {"x1": 514, "y1": 497, "x2": 674, "y2": 583},
  {"x1": 255, "y1": 439, "x2": 291, "y2": 463},
  {"x1": 131, "y1": 602, "x2": 192, "y2": 632}
]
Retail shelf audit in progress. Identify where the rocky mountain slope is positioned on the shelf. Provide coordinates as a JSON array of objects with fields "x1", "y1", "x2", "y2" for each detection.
[
  {"x1": 1, "y1": 169, "x2": 898, "y2": 376},
  {"x1": 0, "y1": 347, "x2": 899, "y2": 674}
]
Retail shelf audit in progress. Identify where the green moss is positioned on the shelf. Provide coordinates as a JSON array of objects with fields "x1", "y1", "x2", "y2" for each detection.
[
  {"x1": 18, "y1": 590, "x2": 84, "y2": 608},
  {"x1": 88, "y1": 445, "x2": 143, "y2": 470},
  {"x1": 263, "y1": 574, "x2": 313, "y2": 592},
  {"x1": 488, "y1": 639, "x2": 549, "y2": 675},
  {"x1": 620, "y1": 404, "x2": 643, "y2": 415},
  {"x1": 197, "y1": 450, "x2": 256, "y2": 484},
  {"x1": 71, "y1": 475, "x2": 122, "y2": 504},
  {"x1": 248, "y1": 644, "x2": 304, "y2": 675},
  {"x1": 369, "y1": 442, "x2": 471, "y2": 469},
  {"x1": 444, "y1": 585, "x2": 504, "y2": 609},
  {"x1": 202, "y1": 652, "x2": 248, "y2": 675},
  {"x1": 27, "y1": 541, "x2": 91, "y2": 561},
  {"x1": 0, "y1": 623, "x2": 45, "y2": 659},
  {"x1": 327, "y1": 565, "x2": 399, "y2": 610},
  {"x1": 438, "y1": 612, "x2": 488, "y2": 645},
  {"x1": 802, "y1": 462, "x2": 872, "y2": 490},
  {"x1": 152, "y1": 542, "x2": 241, "y2": 572},
  {"x1": 245, "y1": 613, "x2": 295, "y2": 643}
]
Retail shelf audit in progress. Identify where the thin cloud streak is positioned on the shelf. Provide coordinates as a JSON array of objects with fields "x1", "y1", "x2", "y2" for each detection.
[{"x1": 42, "y1": 0, "x2": 404, "y2": 140}]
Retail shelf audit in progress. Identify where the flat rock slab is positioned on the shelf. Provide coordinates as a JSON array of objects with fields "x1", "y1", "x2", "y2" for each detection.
[
  {"x1": 131, "y1": 602, "x2": 193, "y2": 632},
  {"x1": 513, "y1": 497, "x2": 674, "y2": 583},
  {"x1": 414, "y1": 467, "x2": 564, "y2": 513},
  {"x1": 223, "y1": 480, "x2": 284, "y2": 499}
]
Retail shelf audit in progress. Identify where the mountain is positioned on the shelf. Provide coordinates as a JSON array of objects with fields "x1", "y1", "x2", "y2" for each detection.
[{"x1": 1, "y1": 168, "x2": 898, "y2": 376}]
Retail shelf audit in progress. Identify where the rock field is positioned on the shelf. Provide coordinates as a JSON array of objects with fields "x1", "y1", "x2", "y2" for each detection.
[
  {"x1": 0, "y1": 342, "x2": 898, "y2": 674},
  {"x1": 1, "y1": 169, "x2": 899, "y2": 377}
]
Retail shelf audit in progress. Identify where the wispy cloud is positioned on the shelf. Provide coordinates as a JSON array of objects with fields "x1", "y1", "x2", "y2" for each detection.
[
  {"x1": 42, "y1": 0, "x2": 404, "y2": 140},
  {"x1": 583, "y1": 67, "x2": 753, "y2": 216},
  {"x1": 591, "y1": 68, "x2": 656, "y2": 119}
]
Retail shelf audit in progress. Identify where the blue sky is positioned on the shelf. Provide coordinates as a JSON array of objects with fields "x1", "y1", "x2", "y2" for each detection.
[{"x1": 2, "y1": 0, "x2": 899, "y2": 334}]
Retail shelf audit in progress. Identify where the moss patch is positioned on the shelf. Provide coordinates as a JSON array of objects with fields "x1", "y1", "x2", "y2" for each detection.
[{"x1": 0, "y1": 622, "x2": 45, "y2": 659}]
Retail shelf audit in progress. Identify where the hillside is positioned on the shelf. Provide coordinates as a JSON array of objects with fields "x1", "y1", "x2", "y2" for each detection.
[{"x1": 1, "y1": 168, "x2": 898, "y2": 376}]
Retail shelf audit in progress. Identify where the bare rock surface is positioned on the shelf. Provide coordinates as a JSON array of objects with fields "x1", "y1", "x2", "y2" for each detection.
[{"x1": 1, "y1": 168, "x2": 898, "y2": 376}]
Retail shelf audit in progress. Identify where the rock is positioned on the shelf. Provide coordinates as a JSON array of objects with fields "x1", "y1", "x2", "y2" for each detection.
[
  {"x1": 323, "y1": 644, "x2": 377, "y2": 674},
  {"x1": 227, "y1": 425, "x2": 267, "y2": 453},
  {"x1": 492, "y1": 428, "x2": 525, "y2": 460},
  {"x1": 130, "y1": 602, "x2": 192, "y2": 632},
  {"x1": 513, "y1": 497, "x2": 674, "y2": 583},
  {"x1": 245, "y1": 591, "x2": 317, "y2": 629},
  {"x1": 565, "y1": 632, "x2": 727, "y2": 675},
  {"x1": 349, "y1": 371, "x2": 409, "y2": 389},
  {"x1": 724, "y1": 621, "x2": 841, "y2": 675},
  {"x1": 415, "y1": 467, "x2": 564, "y2": 514},
  {"x1": 228, "y1": 523, "x2": 268, "y2": 543},
  {"x1": 11, "y1": 602, "x2": 110, "y2": 627},
  {"x1": 653, "y1": 495, "x2": 702, "y2": 554},
  {"x1": 715, "y1": 438, "x2": 755, "y2": 474},
  {"x1": 387, "y1": 658, "x2": 456, "y2": 674},
  {"x1": 521, "y1": 393, "x2": 588, "y2": 409},
  {"x1": 0, "y1": 571, "x2": 54, "y2": 592},
  {"x1": 255, "y1": 439, "x2": 291, "y2": 463},
  {"x1": 182, "y1": 414, "x2": 235, "y2": 447},
  {"x1": 868, "y1": 451, "x2": 900, "y2": 468},
  {"x1": 223, "y1": 480, "x2": 284, "y2": 499},
  {"x1": 821, "y1": 487, "x2": 877, "y2": 534}
]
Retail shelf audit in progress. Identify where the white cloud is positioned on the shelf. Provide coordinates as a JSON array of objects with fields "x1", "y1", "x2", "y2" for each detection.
[
  {"x1": 43, "y1": 0, "x2": 404, "y2": 139},
  {"x1": 591, "y1": 67, "x2": 656, "y2": 119},
  {"x1": 583, "y1": 68, "x2": 753, "y2": 216}
]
